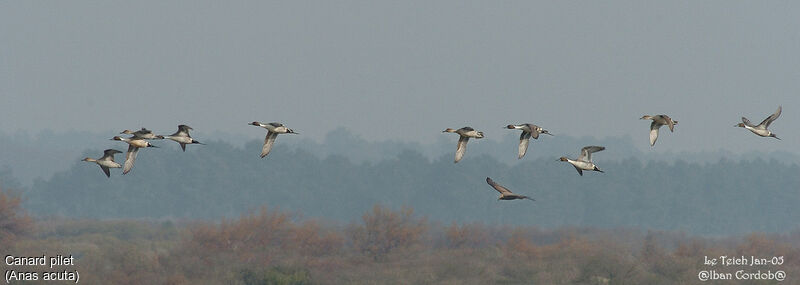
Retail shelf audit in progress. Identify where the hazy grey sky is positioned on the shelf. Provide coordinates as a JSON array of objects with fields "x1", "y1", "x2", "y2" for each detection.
[{"x1": 2, "y1": 1, "x2": 798, "y2": 153}]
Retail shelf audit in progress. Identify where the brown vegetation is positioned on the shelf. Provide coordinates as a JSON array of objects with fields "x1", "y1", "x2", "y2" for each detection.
[
  {"x1": 2, "y1": 204, "x2": 799, "y2": 284},
  {"x1": 347, "y1": 205, "x2": 427, "y2": 260},
  {"x1": 0, "y1": 188, "x2": 32, "y2": 249}
]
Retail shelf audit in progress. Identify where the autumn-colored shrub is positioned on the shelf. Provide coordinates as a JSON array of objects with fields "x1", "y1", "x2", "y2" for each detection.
[
  {"x1": 290, "y1": 220, "x2": 343, "y2": 256},
  {"x1": 444, "y1": 222, "x2": 490, "y2": 249},
  {"x1": 0, "y1": 188, "x2": 32, "y2": 249},
  {"x1": 179, "y1": 206, "x2": 294, "y2": 270},
  {"x1": 504, "y1": 229, "x2": 539, "y2": 259},
  {"x1": 673, "y1": 239, "x2": 706, "y2": 258},
  {"x1": 224, "y1": 206, "x2": 293, "y2": 250},
  {"x1": 737, "y1": 233, "x2": 793, "y2": 257},
  {"x1": 347, "y1": 205, "x2": 427, "y2": 260},
  {"x1": 575, "y1": 243, "x2": 643, "y2": 284}
]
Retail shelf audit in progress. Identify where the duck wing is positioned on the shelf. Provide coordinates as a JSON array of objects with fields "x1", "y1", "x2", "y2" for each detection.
[
  {"x1": 178, "y1": 124, "x2": 192, "y2": 133},
  {"x1": 510, "y1": 194, "x2": 535, "y2": 201},
  {"x1": 530, "y1": 129, "x2": 540, "y2": 139},
  {"x1": 527, "y1": 124, "x2": 542, "y2": 139},
  {"x1": 101, "y1": 149, "x2": 120, "y2": 162},
  {"x1": 454, "y1": 136, "x2": 470, "y2": 163},
  {"x1": 649, "y1": 121, "x2": 661, "y2": 146},
  {"x1": 122, "y1": 145, "x2": 139, "y2": 175},
  {"x1": 261, "y1": 132, "x2": 278, "y2": 158},
  {"x1": 518, "y1": 131, "x2": 531, "y2": 159},
  {"x1": 759, "y1": 106, "x2": 781, "y2": 127},
  {"x1": 661, "y1": 115, "x2": 675, "y2": 132},
  {"x1": 101, "y1": 166, "x2": 111, "y2": 178},
  {"x1": 578, "y1": 146, "x2": 605, "y2": 162},
  {"x1": 573, "y1": 164, "x2": 584, "y2": 176},
  {"x1": 486, "y1": 177, "x2": 512, "y2": 194}
]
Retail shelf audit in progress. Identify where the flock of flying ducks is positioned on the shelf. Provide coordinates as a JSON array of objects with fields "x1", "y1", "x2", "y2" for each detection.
[
  {"x1": 82, "y1": 106, "x2": 783, "y2": 201},
  {"x1": 82, "y1": 125, "x2": 204, "y2": 177}
]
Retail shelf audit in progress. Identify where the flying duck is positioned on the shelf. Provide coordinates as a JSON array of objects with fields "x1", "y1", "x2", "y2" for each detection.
[
  {"x1": 640, "y1": 115, "x2": 677, "y2": 146},
  {"x1": 249, "y1": 122, "x2": 297, "y2": 158},
  {"x1": 111, "y1": 136, "x2": 158, "y2": 174},
  {"x1": 163, "y1": 124, "x2": 204, "y2": 151},
  {"x1": 506, "y1": 123, "x2": 552, "y2": 158},
  {"x1": 736, "y1": 106, "x2": 782, "y2": 140},
  {"x1": 486, "y1": 177, "x2": 534, "y2": 201},
  {"x1": 82, "y1": 149, "x2": 123, "y2": 178},
  {"x1": 559, "y1": 146, "x2": 605, "y2": 176},
  {"x1": 443, "y1": 127, "x2": 484, "y2": 163}
]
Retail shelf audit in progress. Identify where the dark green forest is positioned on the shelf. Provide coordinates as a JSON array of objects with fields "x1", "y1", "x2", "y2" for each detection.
[{"x1": 9, "y1": 132, "x2": 799, "y2": 236}]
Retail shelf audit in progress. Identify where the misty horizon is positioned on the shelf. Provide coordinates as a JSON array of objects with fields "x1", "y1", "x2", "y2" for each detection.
[
  {"x1": 2, "y1": 1, "x2": 799, "y2": 154},
  {"x1": 0, "y1": 126, "x2": 798, "y2": 187}
]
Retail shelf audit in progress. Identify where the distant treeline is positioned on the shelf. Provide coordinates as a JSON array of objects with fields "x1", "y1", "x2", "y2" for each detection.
[
  {"x1": 2, "y1": 128, "x2": 799, "y2": 186},
  {"x1": 11, "y1": 135, "x2": 800, "y2": 235}
]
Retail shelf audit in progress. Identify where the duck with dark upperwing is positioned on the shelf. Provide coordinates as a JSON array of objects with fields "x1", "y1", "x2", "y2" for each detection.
[
  {"x1": 163, "y1": 124, "x2": 204, "y2": 151},
  {"x1": 559, "y1": 146, "x2": 605, "y2": 176},
  {"x1": 249, "y1": 122, "x2": 298, "y2": 158},
  {"x1": 82, "y1": 149, "x2": 123, "y2": 178},
  {"x1": 120, "y1": 128, "x2": 164, "y2": 140},
  {"x1": 736, "y1": 106, "x2": 782, "y2": 140},
  {"x1": 506, "y1": 123, "x2": 552, "y2": 159},
  {"x1": 111, "y1": 136, "x2": 159, "y2": 174},
  {"x1": 442, "y1": 127, "x2": 484, "y2": 163},
  {"x1": 640, "y1": 115, "x2": 677, "y2": 147},
  {"x1": 485, "y1": 177, "x2": 534, "y2": 201}
]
